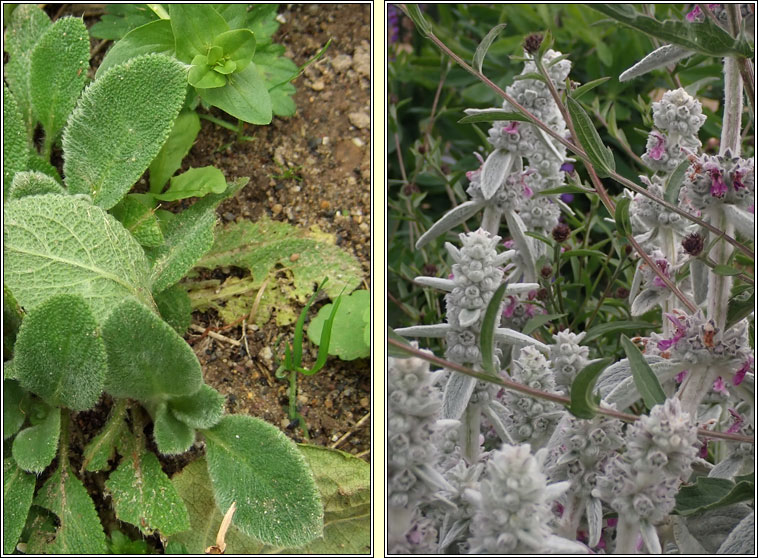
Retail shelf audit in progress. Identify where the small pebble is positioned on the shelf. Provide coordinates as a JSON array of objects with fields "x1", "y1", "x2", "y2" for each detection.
[
  {"x1": 348, "y1": 111, "x2": 370, "y2": 129},
  {"x1": 309, "y1": 79, "x2": 325, "y2": 91},
  {"x1": 271, "y1": 203, "x2": 283, "y2": 215}
]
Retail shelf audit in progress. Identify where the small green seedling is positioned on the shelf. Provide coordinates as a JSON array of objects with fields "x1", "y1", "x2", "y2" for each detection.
[
  {"x1": 269, "y1": 162, "x2": 304, "y2": 182},
  {"x1": 275, "y1": 278, "x2": 342, "y2": 437}
]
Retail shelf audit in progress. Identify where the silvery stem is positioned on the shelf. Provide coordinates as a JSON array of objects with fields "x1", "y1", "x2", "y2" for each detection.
[
  {"x1": 707, "y1": 208, "x2": 735, "y2": 330},
  {"x1": 614, "y1": 517, "x2": 640, "y2": 554},
  {"x1": 721, "y1": 55, "x2": 743, "y2": 157},
  {"x1": 461, "y1": 403, "x2": 481, "y2": 463},
  {"x1": 480, "y1": 205, "x2": 502, "y2": 236},
  {"x1": 677, "y1": 363, "x2": 723, "y2": 418}
]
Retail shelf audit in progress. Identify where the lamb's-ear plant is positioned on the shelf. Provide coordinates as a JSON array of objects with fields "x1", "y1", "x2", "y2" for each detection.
[
  {"x1": 3, "y1": 32, "x2": 325, "y2": 552},
  {"x1": 275, "y1": 278, "x2": 342, "y2": 437}
]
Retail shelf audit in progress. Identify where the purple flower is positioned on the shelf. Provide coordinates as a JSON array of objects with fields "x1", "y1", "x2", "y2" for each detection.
[
  {"x1": 560, "y1": 193, "x2": 575, "y2": 204},
  {"x1": 675, "y1": 369, "x2": 689, "y2": 383},
  {"x1": 709, "y1": 167, "x2": 728, "y2": 198},
  {"x1": 388, "y1": 5, "x2": 400, "y2": 44},
  {"x1": 503, "y1": 121, "x2": 520, "y2": 135},
  {"x1": 651, "y1": 258, "x2": 671, "y2": 288},
  {"x1": 733, "y1": 355, "x2": 753, "y2": 386},
  {"x1": 733, "y1": 169, "x2": 746, "y2": 190},
  {"x1": 713, "y1": 376, "x2": 729, "y2": 394},
  {"x1": 502, "y1": 296, "x2": 518, "y2": 318},
  {"x1": 686, "y1": 5, "x2": 702, "y2": 22},
  {"x1": 698, "y1": 440, "x2": 708, "y2": 458},
  {"x1": 560, "y1": 162, "x2": 574, "y2": 173},
  {"x1": 647, "y1": 131, "x2": 666, "y2": 161},
  {"x1": 727, "y1": 408, "x2": 744, "y2": 433}
]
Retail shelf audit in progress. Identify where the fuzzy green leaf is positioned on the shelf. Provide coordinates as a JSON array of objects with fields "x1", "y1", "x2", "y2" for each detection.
[
  {"x1": 63, "y1": 54, "x2": 187, "y2": 209},
  {"x1": 14, "y1": 294, "x2": 107, "y2": 411},
  {"x1": 570, "y1": 77, "x2": 611, "y2": 100},
  {"x1": 307, "y1": 290, "x2": 370, "y2": 360},
  {"x1": 567, "y1": 96, "x2": 615, "y2": 178},
  {"x1": 12, "y1": 406, "x2": 60, "y2": 474},
  {"x1": 3, "y1": 287, "x2": 24, "y2": 360},
  {"x1": 30, "y1": 17, "x2": 89, "y2": 143},
  {"x1": 170, "y1": 4, "x2": 228, "y2": 62},
  {"x1": 621, "y1": 334, "x2": 666, "y2": 408},
  {"x1": 204, "y1": 414, "x2": 323, "y2": 547},
  {"x1": 110, "y1": 194, "x2": 165, "y2": 248},
  {"x1": 4, "y1": 4, "x2": 52, "y2": 136},
  {"x1": 566, "y1": 358, "x2": 612, "y2": 419},
  {"x1": 96, "y1": 19, "x2": 175, "y2": 76},
  {"x1": 589, "y1": 5, "x2": 753, "y2": 58},
  {"x1": 4, "y1": 380, "x2": 29, "y2": 440},
  {"x1": 197, "y1": 63, "x2": 273, "y2": 125},
  {"x1": 405, "y1": 4, "x2": 432, "y2": 36},
  {"x1": 521, "y1": 313, "x2": 567, "y2": 335},
  {"x1": 190, "y1": 217, "x2": 362, "y2": 325},
  {"x1": 81, "y1": 401, "x2": 128, "y2": 472},
  {"x1": 102, "y1": 298, "x2": 203, "y2": 401},
  {"x1": 675, "y1": 477, "x2": 755, "y2": 516},
  {"x1": 4, "y1": 195, "x2": 154, "y2": 322},
  {"x1": 149, "y1": 111, "x2": 202, "y2": 194},
  {"x1": 89, "y1": 4, "x2": 160, "y2": 41},
  {"x1": 213, "y1": 29, "x2": 256, "y2": 70},
  {"x1": 3, "y1": 86, "x2": 28, "y2": 192},
  {"x1": 665, "y1": 158, "x2": 691, "y2": 204},
  {"x1": 4, "y1": 458, "x2": 36, "y2": 554},
  {"x1": 9, "y1": 171, "x2": 66, "y2": 199},
  {"x1": 33, "y1": 464, "x2": 108, "y2": 553},
  {"x1": 153, "y1": 402, "x2": 197, "y2": 455},
  {"x1": 712, "y1": 264, "x2": 743, "y2": 276},
  {"x1": 146, "y1": 179, "x2": 247, "y2": 294},
  {"x1": 168, "y1": 384, "x2": 226, "y2": 429},
  {"x1": 105, "y1": 450, "x2": 191, "y2": 535},
  {"x1": 726, "y1": 288, "x2": 754, "y2": 330},
  {"x1": 155, "y1": 284, "x2": 193, "y2": 335},
  {"x1": 25, "y1": 151, "x2": 63, "y2": 184},
  {"x1": 153, "y1": 166, "x2": 229, "y2": 202}
]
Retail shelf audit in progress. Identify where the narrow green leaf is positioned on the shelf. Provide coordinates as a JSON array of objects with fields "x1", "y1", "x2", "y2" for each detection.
[
  {"x1": 30, "y1": 17, "x2": 89, "y2": 143},
  {"x1": 615, "y1": 196, "x2": 633, "y2": 238},
  {"x1": 560, "y1": 249, "x2": 608, "y2": 259},
  {"x1": 481, "y1": 282, "x2": 509, "y2": 375},
  {"x1": 168, "y1": 384, "x2": 226, "y2": 429},
  {"x1": 102, "y1": 298, "x2": 203, "y2": 401},
  {"x1": 203, "y1": 415, "x2": 323, "y2": 547},
  {"x1": 33, "y1": 463, "x2": 108, "y2": 553},
  {"x1": 665, "y1": 158, "x2": 691, "y2": 204},
  {"x1": 153, "y1": 166, "x2": 228, "y2": 202},
  {"x1": 522, "y1": 313, "x2": 567, "y2": 335},
  {"x1": 294, "y1": 279, "x2": 329, "y2": 367},
  {"x1": 566, "y1": 358, "x2": 613, "y2": 419},
  {"x1": 96, "y1": 19, "x2": 175, "y2": 76},
  {"x1": 570, "y1": 77, "x2": 611, "y2": 100},
  {"x1": 726, "y1": 288, "x2": 754, "y2": 330},
  {"x1": 14, "y1": 294, "x2": 107, "y2": 411},
  {"x1": 170, "y1": 4, "x2": 228, "y2": 62},
  {"x1": 675, "y1": 477, "x2": 755, "y2": 515},
  {"x1": 149, "y1": 111, "x2": 202, "y2": 193},
  {"x1": 458, "y1": 109, "x2": 531, "y2": 124},
  {"x1": 308, "y1": 294, "x2": 343, "y2": 372},
  {"x1": 537, "y1": 184, "x2": 595, "y2": 196},
  {"x1": 712, "y1": 264, "x2": 743, "y2": 276},
  {"x1": 105, "y1": 450, "x2": 191, "y2": 535},
  {"x1": 620, "y1": 334, "x2": 666, "y2": 408},
  {"x1": 404, "y1": 4, "x2": 432, "y2": 36},
  {"x1": 567, "y1": 96, "x2": 615, "y2": 178},
  {"x1": 3, "y1": 458, "x2": 36, "y2": 554},
  {"x1": 63, "y1": 54, "x2": 187, "y2": 209},
  {"x1": 473, "y1": 23, "x2": 507, "y2": 74},
  {"x1": 3, "y1": 86, "x2": 28, "y2": 193},
  {"x1": 4, "y1": 195, "x2": 155, "y2": 322},
  {"x1": 583, "y1": 320, "x2": 657, "y2": 343},
  {"x1": 12, "y1": 406, "x2": 60, "y2": 474},
  {"x1": 589, "y1": 5, "x2": 753, "y2": 58},
  {"x1": 153, "y1": 402, "x2": 196, "y2": 455},
  {"x1": 197, "y1": 62, "x2": 273, "y2": 125}
]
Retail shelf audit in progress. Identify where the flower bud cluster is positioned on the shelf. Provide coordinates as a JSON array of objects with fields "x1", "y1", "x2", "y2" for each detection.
[
  {"x1": 445, "y1": 230, "x2": 508, "y2": 365},
  {"x1": 630, "y1": 177, "x2": 692, "y2": 243},
  {"x1": 465, "y1": 444, "x2": 573, "y2": 554},
  {"x1": 517, "y1": 194, "x2": 561, "y2": 232},
  {"x1": 637, "y1": 250, "x2": 674, "y2": 291},
  {"x1": 431, "y1": 459, "x2": 486, "y2": 553},
  {"x1": 501, "y1": 347, "x2": 563, "y2": 445},
  {"x1": 501, "y1": 294, "x2": 545, "y2": 331},
  {"x1": 548, "y1": 415, "x2": 625, "y2": 496},
  {"x1": 548, "y1": 330, "x2": 591, "y2": 393},
  {"x1": 388, "y1": 349, "x2": 442, "y2": 509},
  {"x1": 680, "y1": 150, "x2": 755, "y2": 211},
  {"x1": 593, "y1": 398, "x2": 698, "y2": 524},
  {"x1": 642, "y1": 88, "x2": 705, "y2": 172},
  {"x1": 651, "y1": 310, "x2": 751, "y2": 371}
]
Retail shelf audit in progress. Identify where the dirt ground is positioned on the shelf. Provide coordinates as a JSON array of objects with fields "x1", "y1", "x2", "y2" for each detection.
[{"x1": 44, "y1": 3, "x2": 372, "y2": 469}]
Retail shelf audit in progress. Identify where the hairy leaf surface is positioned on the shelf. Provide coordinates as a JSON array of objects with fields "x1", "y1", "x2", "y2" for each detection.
[
  {"x1": 63, "y1": 54, "x2": 186, "y2": 209},
  {"x1": 168, "y1": 384, "x2": 226, "y2": 429},
  {"x1": 204, "y1": 415, "x2": 323, "y2": 547},
  {"x1": 11, "y1": 407, "x2": 60, "y2": 474},
  {"x1": 4, "y1": 194, "x2": 154, "y2": 322},
  {"x1": 9, "y1": 171, "x2": 66, "y2": 199},
  {"x1": 3, "y1": 86, "x2": 28, "y2": 192},
  {"x1": 3, "y1": 458, "x2": 36, "y2": 554}
]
